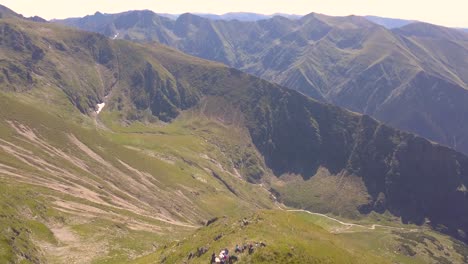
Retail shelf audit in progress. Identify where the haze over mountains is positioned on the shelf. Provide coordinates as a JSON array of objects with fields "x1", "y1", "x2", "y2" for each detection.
[
  {"x1": 364, "y1": 16, "x2": 414, "y2": 29},
  {"x1": 57, "y1": 10, "x2": 468, "y2": 158},
  {"x1": 1, "y1": 3, "x2": 468, "y2": 263},
  {"x1": 62, "y1": 10, "x2": 466, "y2": 30},
  {"x1": 193, "y1": 12, "x2": 302, "y2": 22},
  {"x1": 170, "y1": 13, "x2": 414, "y2": 29}
]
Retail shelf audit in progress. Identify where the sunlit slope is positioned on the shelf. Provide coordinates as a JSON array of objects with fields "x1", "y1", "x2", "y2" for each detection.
[
  {"x1": 133, "y1": 210, "x2": 468, "y2": 264},
  {"x1": 0, "y1": 93, "x2": 274, "y2": 263}
]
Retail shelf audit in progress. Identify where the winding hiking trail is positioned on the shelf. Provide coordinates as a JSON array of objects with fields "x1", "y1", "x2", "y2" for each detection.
[{"x1": 287, "y1": 209, "x2": 419, "y2": 232}]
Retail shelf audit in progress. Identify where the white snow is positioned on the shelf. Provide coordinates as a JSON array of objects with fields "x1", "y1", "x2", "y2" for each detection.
[
  {"x1": 112, "y1": 33, "x2": 119, "y2": 40},
  {"x1": 96, "y1": 103, "x2": 105, "y2": 114}
]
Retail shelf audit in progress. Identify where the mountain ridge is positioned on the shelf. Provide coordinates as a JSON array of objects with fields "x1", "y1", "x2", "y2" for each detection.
[{"x1": 55, "y1": 10, "x2": 468, "y2": 157}]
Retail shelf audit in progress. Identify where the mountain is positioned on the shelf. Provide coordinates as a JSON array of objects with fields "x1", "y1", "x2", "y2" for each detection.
[
  {"x1": 364, "y1": 16, "x2": 468, "y2": 32},
  {"x1": 138, "y1": 12, "x2": 302, "y2": 22},
  {"x1": 196, "y1": 12, "x2": 302, "y2": 21},
  {"x1": 1, "y1": 6, "x2": 468, "y2": 263},
  {"x1": 195, "y1": 12, "x2": 270, "y2": 21},
  {"x1": 364, "y1": 16, "x2": 414, "y2": 28},
  {"x1": 0, "y1": 4, "x2": 46, "y2": 22},
  {"x1": 0, "y1": 4, "x2": 24, "y2": 19},
  {"x1": 56, "y1": 11, "x2": 468, "y2": 158},
  {"x1": 154, "y1": 13, "x2": 179, "y2": 20}
]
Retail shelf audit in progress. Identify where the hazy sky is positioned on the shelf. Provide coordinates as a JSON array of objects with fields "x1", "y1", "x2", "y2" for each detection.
[{"x1": 1, "y1": 0, "x2": 467, "y2": 28}]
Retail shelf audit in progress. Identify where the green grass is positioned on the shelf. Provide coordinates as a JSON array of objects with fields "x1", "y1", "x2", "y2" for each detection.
[
  {"x1": 1, "y1": 68, "x2": 467, "y2": 263},
  {"x1": 69, "y1": 219, "x2": 173, "y2": 264},
  {"x1": 0, "y1": 91, "x2": 275, "y2": 263},
  {"x1": 133, "y1": 210, "x2": 389, "y2": 264},
  {"x1": 134, "y1": 210, "x2": 468, "y2": 264},
  {"x1": 0, "y1": 181, "x2": 60, "y2": 263},
  {"x1": 272, "y1": 170, "x2": 370, "y2": 219}
]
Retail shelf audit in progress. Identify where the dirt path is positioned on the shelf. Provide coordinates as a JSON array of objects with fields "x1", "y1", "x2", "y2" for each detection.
[{"x1": 287, "y1": 209, "x2": 419, "y2": 232}]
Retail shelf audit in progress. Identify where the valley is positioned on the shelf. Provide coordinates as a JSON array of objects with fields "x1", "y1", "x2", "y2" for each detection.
[{"x1": 0, "y1": 4, "x2": 467, "y2": 263}]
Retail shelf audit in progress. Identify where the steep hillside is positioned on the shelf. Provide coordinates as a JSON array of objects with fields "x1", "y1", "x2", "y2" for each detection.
[
  {"x1": 57, "y1": 10, "x2": 468, "y2": 157},
  {"x1": 0, "y1": 14, "x2": 274, "y2": 263},
  {"x1": 133, "y1": 210, "x2": 468, "y2": 264},
  {"x1": 0, "y1": 86, "x2": 276, "y2": 263},
  {"x1": 1, "y1": 8, "x2": 468, "y2": 262}
]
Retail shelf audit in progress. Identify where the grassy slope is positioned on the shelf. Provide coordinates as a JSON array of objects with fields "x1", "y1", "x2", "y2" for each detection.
[
  {"x1": 133, "y1": 210, "x2": 467, "y2": 264},
  {"x1": 2, "y1": 68, "x2": 466, "y2": 264},
  {"x1": 0, "y1": 92, "x2": 274, "y2": 263},
  {"x1": 0, "y1": 16, "x2": 273, "y2": 262}
]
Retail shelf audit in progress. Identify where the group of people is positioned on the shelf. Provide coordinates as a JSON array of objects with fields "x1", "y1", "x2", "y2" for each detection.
[
  {"x1": 210, "y1": 242, "x2": 266, "y2": 263},
  {"x1": 210, "y1": 248, "x2": 235, "y2": 264}
]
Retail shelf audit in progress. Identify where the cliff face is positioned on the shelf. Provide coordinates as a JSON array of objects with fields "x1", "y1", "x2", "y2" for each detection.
[{"x1": 347, "y1": 115, "x2": 468, "y2": 238}]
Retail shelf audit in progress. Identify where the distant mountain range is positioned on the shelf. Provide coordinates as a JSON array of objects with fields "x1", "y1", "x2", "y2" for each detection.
[
  {"x1": 65, "y1": 10, "x2": 467, "y2": 30},
  {"x1": 151, "y1": 12, "x2": 302, "y2": 22},
  {"x1": 364, "y1": 15, "x2": 414, "y2": 28},
  {"x1": 365, "y1": 16, "x2": 468, "y2": 32},
  {"x1": 59, "y1": 11, "x2": 301, "y2": 26},
  {"x1": 194, "y1": 12, "x2": 302, "y2": 21},
  {"x1": 128, "y1": 11, "x2": 467, "y2": 31},
  {"x1": 57, "y1": 11, "x2": 468, "y2": 158}
]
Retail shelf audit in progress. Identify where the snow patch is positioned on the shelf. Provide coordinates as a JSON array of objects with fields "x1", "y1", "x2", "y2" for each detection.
[
  {"x1": 96, "y1": 103, "x2": 105, "y2": 114},
  {"x1": 458, "y1": 184, "x2": 467, "y2": 193},
  {"x1": 112, "y1": 33, "x2": 119, "y2": 40}
]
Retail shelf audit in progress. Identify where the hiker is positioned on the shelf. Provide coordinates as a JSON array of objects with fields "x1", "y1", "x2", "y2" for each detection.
[
  {"x1": 219, "y1": 250, "x2": 226, "y2": 263},
  {"x1": 234, "y1": 244, "x2": 241, "y2": 253},
  {"x1": 197, "y1": 247, "x2": 207, "y2": 257},
  {"x1": 248, "y1": 244, "x2": 254, "y2": 255},
  {"x1": 229, "y1": 255, "x2": 238, "y2": 263},
  {"x1": 210, "y1": 252, "x2": 216, "y2": 263},
  {"x1": 223, "y1": 249, "x2": 229, "y2": 263}
]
